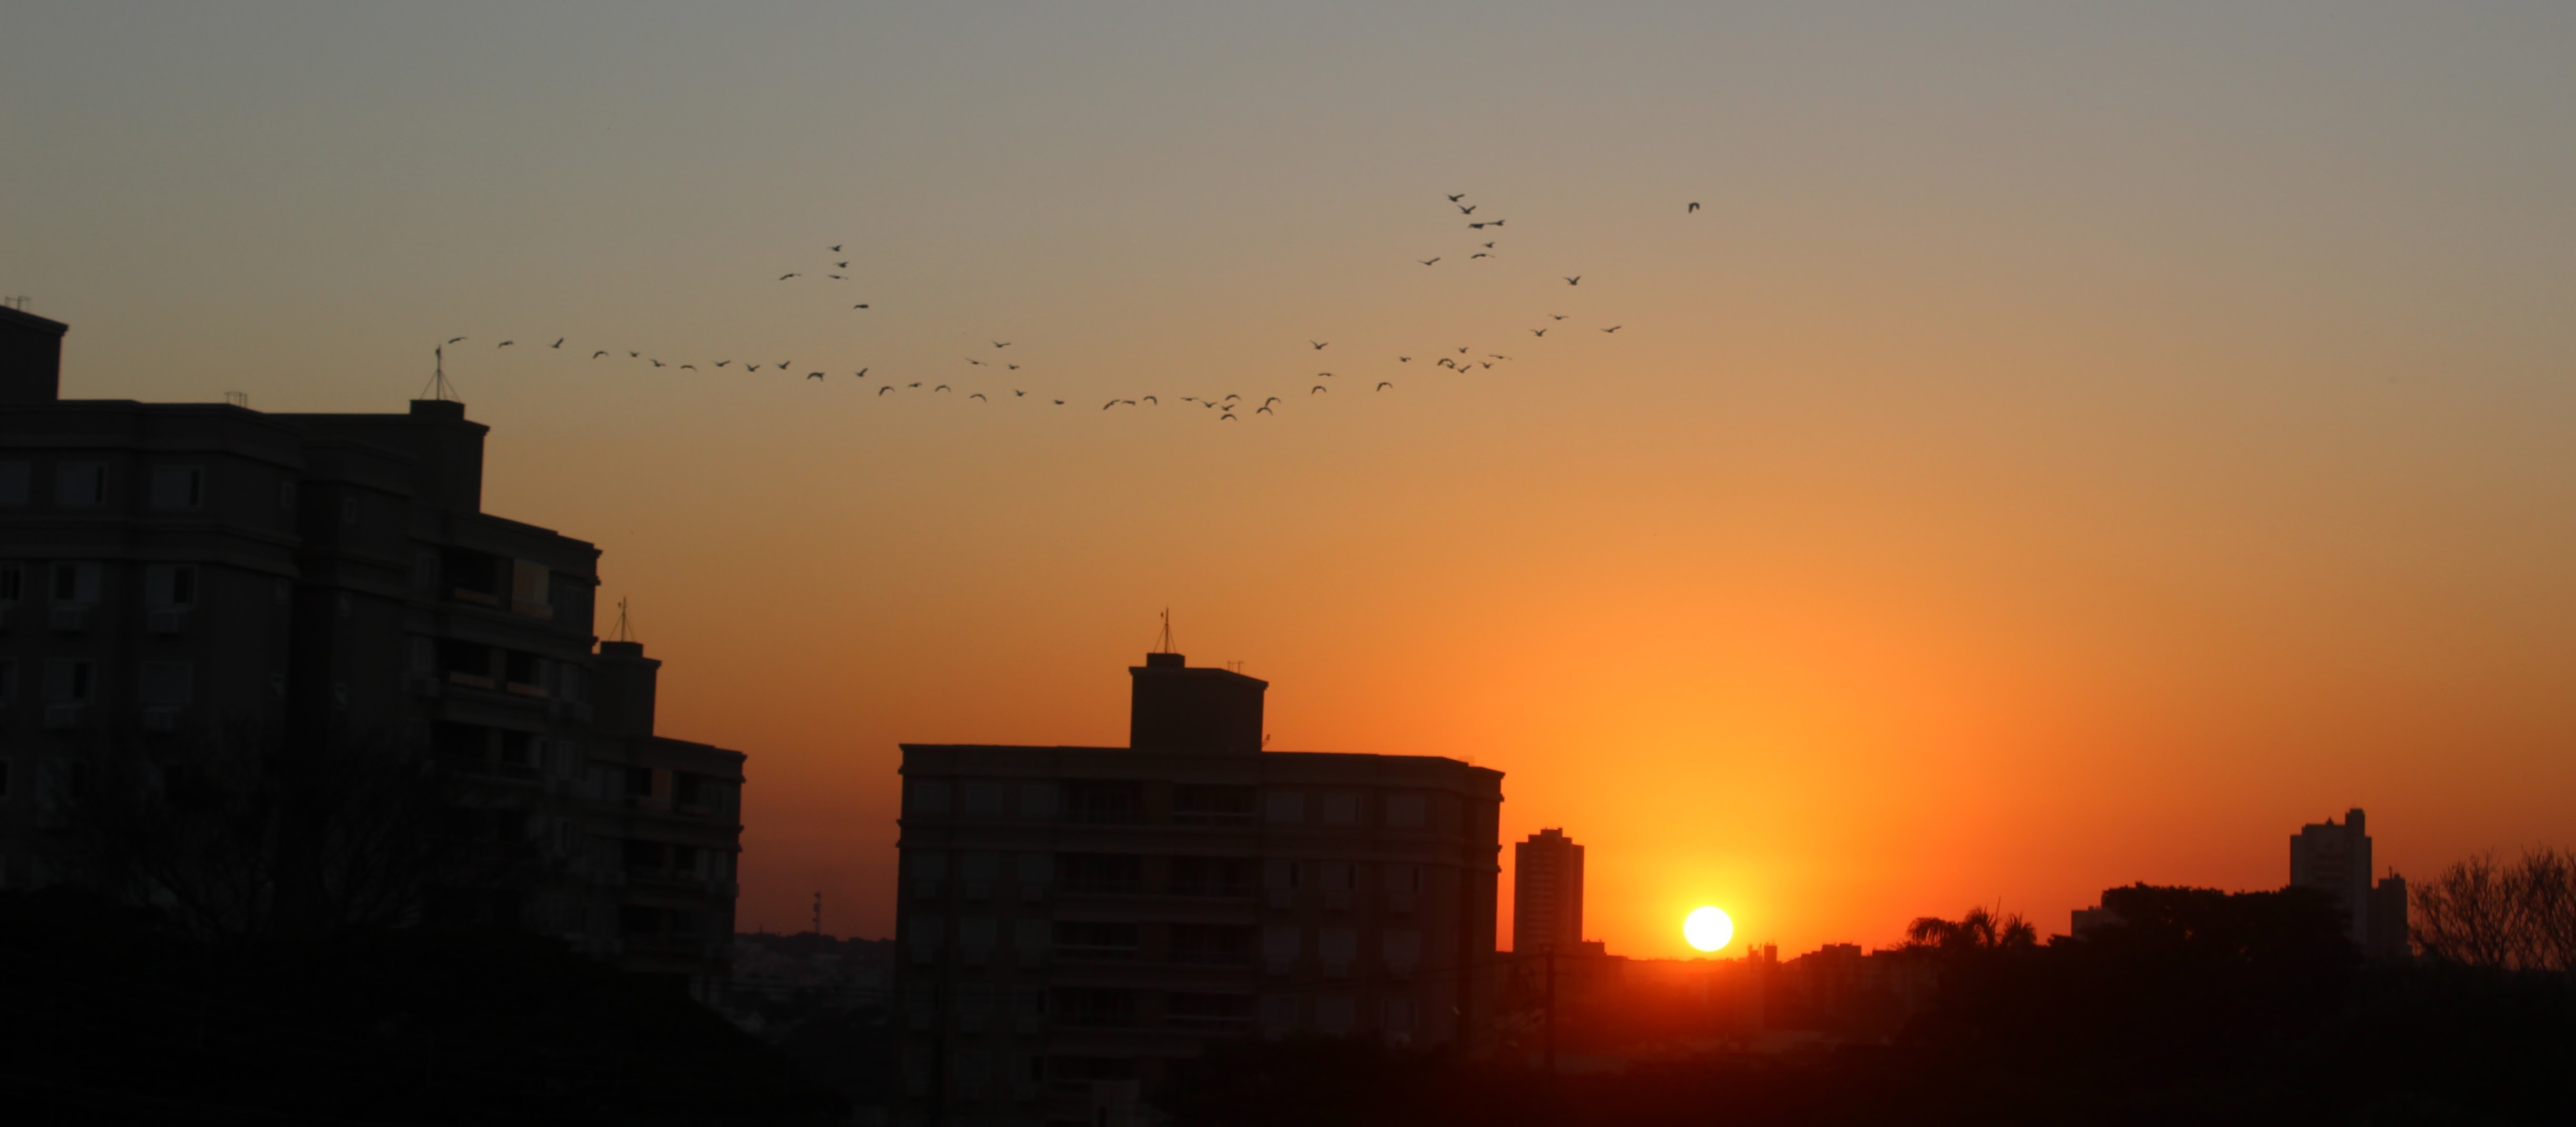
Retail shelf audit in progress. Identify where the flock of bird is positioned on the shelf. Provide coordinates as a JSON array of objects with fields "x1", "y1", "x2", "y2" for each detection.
[{"x1": 440, "y1": 197, "x2": 1706, "y2": 422}]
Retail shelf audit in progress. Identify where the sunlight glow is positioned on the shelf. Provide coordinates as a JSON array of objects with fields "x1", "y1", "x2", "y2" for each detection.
[{"x1": 1684, "y1": 905, "x2": 1735, "y2": 953}]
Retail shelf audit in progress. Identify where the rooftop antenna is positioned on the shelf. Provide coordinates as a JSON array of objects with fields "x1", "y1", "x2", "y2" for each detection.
[
  {"x1": 1, "y1": 296, "x2": 29, "y2": 311},
  {"x1": 223, "y1": 391, "x2": 250, "y2": 409},
  {"x1": 608, "y1": 598, "x2": 635, "y2": 643},
  {"x1": 1155, "y1": 608, "x2": 1174, "y2": 654},
  {"x1": 420, "y1": 342, "x2": 463, "y2": 402},
  {"x1": 812, "y1": 891, "x2": 824, "y2": 937}
]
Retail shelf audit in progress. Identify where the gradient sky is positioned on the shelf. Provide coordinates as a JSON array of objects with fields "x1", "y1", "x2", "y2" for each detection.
[{"x1": 7, "y1": 3, "x2": 2573, "y2": 958}]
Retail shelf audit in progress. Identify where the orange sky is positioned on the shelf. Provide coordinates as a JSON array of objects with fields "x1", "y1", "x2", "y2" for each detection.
[{"x1": 8, "y1": 4, "x2": 2574, "y2": 957}]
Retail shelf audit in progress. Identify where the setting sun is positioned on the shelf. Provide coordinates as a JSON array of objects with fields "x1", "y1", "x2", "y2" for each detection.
[{"x1": 1683, "y1": 907, "x2": 1735, "y2": 953}]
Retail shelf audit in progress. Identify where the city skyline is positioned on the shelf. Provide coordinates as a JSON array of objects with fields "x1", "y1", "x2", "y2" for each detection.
[{"x1": 8, "y1": 4, "x2": 2575, "y2": 960}]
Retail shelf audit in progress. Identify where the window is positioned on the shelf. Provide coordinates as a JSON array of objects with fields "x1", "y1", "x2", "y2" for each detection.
[
  {"x1": 0, "y1": 462, "x2": 28, "y2": 506},
  {"x1": 1051, "y1": 988, "x2": 1139, "y2": 1029},
  {"x1": 1314, "y1": 994, "x2": 1356, "y2": 1033},
  {"x1": 510, "y1": 560, "x2": 551, "y2": 617},
  {"x1": 1018, "y1": 782, "x2": 1057, "y2": 817},
  {"x1": 44, "y1": 659, "x2": 94, "y2": 703},
  {"x1": 50, "y1": 562, "x2": 100, "y2": 603},
  {"x1": 962, "y1": 781, "x2": 1006, "y2": 816},
  {"x1": 1058, "y1": 853, "x2": 1142, "y2": 895},
  {"x1": 1064, "y1": 781, "x2": 1142, "y2": 824},
  {"x1": 0, "y1": 564, "x2": 21, "y2": 602},
  {"x1": 1170, "y1": 857, "x2": 1259, "y2": 899},
  {"x1": 1323, "y1": 793, "x2": 1360, "y2": 825},
  {"x1": 1266, "y1": 791, "x2": 1305, "y2": 824},
  {"x1": 906, "y1": 779, "x2": 951, "y2": 816},
  {"x1": 54, "y1": 462, "x2": 105, "y2": 507},
  {"x1": 139, "y1": 662, "x2": 192, "y2": 707},
  {"x1": 1169, "y1": 924, "x2": 1255, "y2": 966},
  {"x1": 1165, "y1": 992, "x2": 1254, "y2": 1029},
  {"x1": 149, "y1": 466, "x2": 203, "y2": 510},
  {"x1": 1175, "y1": 785, "x2": 1256, "y2": 823},
  {"x1": 1387, "y1": 794, "x2": 1427, "y2": 827},
  {"x1": 145, "y1": 565, "x2": 198, "y2": 607}
]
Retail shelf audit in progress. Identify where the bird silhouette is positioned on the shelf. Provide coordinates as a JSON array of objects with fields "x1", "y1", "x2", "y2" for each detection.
[
  {"x1": 1471, "y1": 253, "x2": 1491, "y2": 259},
  {"x1": 1468, "y1": 223, "x2": 1487, "y2": 229},
  {"x1": 1490, "y1": 220, "x2": 1505, "y2": 227},
  {"x1": 650, "y1": 359, "x2": 664, "y2": 368},
  {"x1": 1419, "y1": 257, "x2": 1440, "y2": 266},
  {"x1": 1103, "y1": 400, "x2": 1118, "y2": 410},
  {"x1": 1223, "y1": 394, "x2": 1240, "y2": 401},
  {"x1": 808, "y1": 372, "x2": 825, "y2": 380},
  {"x1": 1550, "y1": 315, "x2": 1568, "y2": 320},
  {"x1": 628, "y1": 351, "x2": 641, "y2": 358},
  {"x1": 1531, "y1": 328, "x2": 1548, "y2": 337},
  {"x1": 1458, "y1": 205, "x2": 1477, "y2": 215},
  {"x1": 968, "y1": 359, "x2": 985, "y2": 366},
  {"x1": 1376, "y1": 381, "x2": 1394, "y2": 391},
  {"x1": 993, "y1": 341, "x2": 1011, "y2": 349},
  {"x1": 1007, "y1": 364, "x2": 1019, "y2": 370},
  {"x1": 446, "y1": 336, "x2": 466, "y2": 345},
  {"x1": 970, "y1": 393, "x2": 987, "y2": 401},
  {"x1": 1142, "y1": 396, "x2": 1158, "y2": 405},
  {"x1": 1398, "y1": 356, "x2": 1412, "y2": 362},
  {"x1": 1483, "y1": 242, "x2": 1495, "y2": 248},
  {"x1": 1052, "y1": 399, "x2": 1064, "y2": 405},
  {"x1": 1480, "y1": 362, "x2": 1493, "y2": 369},
  {"x1": 747, "y1": 365, "x2": 762, "y2": 372},
  {"x1": 777, "y1": 361, "x2": 790, "y2": 370},
  {"x1": 1458, "y1": 347, "x2": 1469, "y2": 354},
  {"x1": 1319, "y1": 371, "x2": 1333, "y2": 378},
  {"x1": 1488, "y1": 354, "x2": 1511, "y2": 360},
  {"x1": 591, "y1": 350, "x2": 609, "y2": 359},
  {"x1": 780, "y1": 273, "x2": 800, "y2": 280},
  {"x1": 1688, "y1": 202, "x2": 1700, "y2": 213},
  {"x1": 550, "y1": 338, "x2": 563, "y2": 349},
  {"x1": 1602, "y1": 325, "x2": 1622, "y2": 333},
  {"x1": 836, "y1": 261, "x2": 848, "y2": 268},
  {"x1": 681, "y1": 365, "x2": 697, "y2": 371},
  {"x1": 829, "y1": 245, "x2": 843, "y2": 252},
  {"x1": 1221, "y1": 412, "x2": 1236, "y2": 420},
  {"x1": 1312, "y1": 385, "x2": 1327, "y2": 394},
  {"x1": 853, "y1": 304, "x2": 870, "y2": 309},
  {"x1": 1257, "y1": 406, "x2": 1273, "y2": 415},
  {"x1": 1122, "y1": 399, "x2": 1136, "y2": 406},
  {"x1": 1565, "y1": 276, "x2": 1580, "y2": 285},
  {"x1": 1311, "y1": 340, "x2": 1328, "y2": 350},
  {"x1": 1447, "y1": 194, "x2": 1466, "y2": 202},
  {"x1": 878, "y1": 386, "x2": 893, "y2": 396},
  {"x1": 1262, "y1": 397, "x2": 1281, "y2": 408},
  {"x1": 935, "y1": 385, "x2": 950, "y2": 392},
  {"x1": 907, "y1": 382, "x2": 921, "y2": 388},
  {"x1": 828, "y1": 275, "x2": 844, "y2": 280},
  {"x1": 856, "y1": 368, "x2": 868, "y2": 378},
  {"x1": 1013, "y1": 390, "x2": 1026, "y2": 397},
  {"x1": 498, "y1": 340, "x2": 514, "y2": 348}
]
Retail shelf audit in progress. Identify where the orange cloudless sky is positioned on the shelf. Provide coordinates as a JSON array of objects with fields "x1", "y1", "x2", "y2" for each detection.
[{"x1": 6, "y1": 3, "x2": 2573, "y2": 957}]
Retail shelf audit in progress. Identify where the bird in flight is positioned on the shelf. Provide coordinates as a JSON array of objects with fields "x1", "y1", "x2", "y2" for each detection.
[
  {"x1": 1602, "y1": 325, "x2": 1622, "y2": 333},
  {"x1": 1311, "y1": 340, "x2": 1328, "y2": 350},
  {"x1": 856, "y1": 368, "x2": 868, "y2": 378},
  {"x1": 829, "y1": 244, "x2": 843, "y2": 252},
  {"x1": 934, "y1": 385, "x2": 950, "y2": 392},
  {"x1": 1142, "y1": 396, "x2": 1158, "y2": 405},
  {"x1": 650, "y1": 359, "x2": 665, "y2": 368},
  {"x1": 1483, "y1": 242, "x2": 1495, "y2": 248},
  {"x1": 1398, "y1": 356, "x2": 1412, "y2": 362},
  {"x1": 907, "y1": 382, "x2": 921, "y2": 388},
  {"x1": 1467, "y1": 223, "x2": 1487, "y2": 230},
  {"x1": 746, "y1": 364, "x2": 762, "y2": 372},
  {"x1": 780, "y1": 273, "x2": 800, "y2": 280},
  {"x1": 1471, "y1": 253, "x2": 1491, "y2": 259},
  {"x1": 970, "y1": 393, "x2": 987, "y2": 401},
  {"x1": 1688, "y1": 202, "x2": 1700, "y2": 213},
  {"x1": 1565, "y1": 276, "x2": 1581, "y2": 286},
  {"x1": 591, "y1": 350, "x2": 609, "y2": 359},
  {"x1": 1550, "y1": 314, "x2": 1568, "y2": 320},
  {"x1": 807, "y1": 372, "x2": 825, "y2": 380},
  {"x1": 681, "y1": 364, "x2": 697, "y2": 371},
  {"x1": 1220, "y1": 412, "x2": 1236, "y2": 420},
  {"x1": 1014, "y1": 390, "x2": 1026, "y2": 397},
  {"x1": 1376, "y1": 381, "x2": 1394, "y2": 391},
  {"x1": 1052, "y1": 399, "x2": 1065, "y2": 405},
  {"x1": 1262, "y1": 397, "x2": 1281, "y2": 408},
  {"x1": 1447, "y1": 194, "x2": 1466, "y2": 202},
  {"x1": 550, "y1": 338, "x2": 563, "y2": 349},
  {"x1": 1103, "y1": 400, "x2": 1118, "y2": 410},
  {"x1": 878, "y1": 386, "x2": 893, "y2": 396},
  {"x1": 968, "y1": 359, "x2": 985, "y2": 366},
  {"x1": 1312, "y1": 385, "x2": 1327, "y2": 394},
  {"x1": 498, "y1": 340, "x2": 514, "y2": 348},
  {"x1": 1007, "y1": 364, "x2": 1019, "y2": 370},
  {"x1": 628, "y1": 351, "x2": 641, "y2": 358},
  {"x1": 1489, "y1": 220, "x2": 1505, "y2": 227},
  {"x1": 1489, "y1": 354, "x2": 1512, "y2": 360},
  {"x1": 836, "y1": 261, "x2": 848, "y2": 268},
  {"x1": 1318, "y1": 371, "x2": 1333, "y2": 378},
  {"x1": 445, "y1": 336, "x2": 466, "y2": 345},
  {"x1": 853, "y1": 304, "x2": 870, "y2": 309},
  {"x1": 1419, "y1": 257, "x2": 1440, "y2": 266},
  {"x1": 1458, "y1": 204, "x2": 1477, "y2": 215},
  {"x1": 1531, "y1": 328, "x2": 1548, "y2": 337},
  {"x1": 1257, "y1": 405, "x2": 1274, "y2": 415},
  {"x1": 993, "y1": 340, "x2": 1011, "y2": 349},
  {"x1": 828, "y1": 275, "x2": 844, "y2": 280}
]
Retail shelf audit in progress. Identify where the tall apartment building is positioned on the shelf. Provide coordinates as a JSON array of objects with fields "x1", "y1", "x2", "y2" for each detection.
[
  {"x1": 0, "y1": 307, "x2": 746, "y2": 998},
  {"x1": 1512, "y1": 827, "x2": 1584, "y2": 954},
  {"x1": 2290, "y1": 807, "x2": 2409, "y2": 959},
  {"x1": 895, "y1": 650, "x2": 1505, "y2": 1125}
]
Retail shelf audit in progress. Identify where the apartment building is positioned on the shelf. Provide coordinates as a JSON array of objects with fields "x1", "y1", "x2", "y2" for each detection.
[
  {"x1": 0, "y1": 306, "x2": 744, "y2": 998},
  {"x1": 1512, "y1": 827, "x2": 1585, "y2": 954},
  {"x1": 894, "y1": 650, "x2": 1505, "y2": 1125}
]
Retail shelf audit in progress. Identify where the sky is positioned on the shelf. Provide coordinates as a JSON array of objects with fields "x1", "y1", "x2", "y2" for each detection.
[{"x1": 6, "y1": 2, "x2": 2573, "y2": 958}]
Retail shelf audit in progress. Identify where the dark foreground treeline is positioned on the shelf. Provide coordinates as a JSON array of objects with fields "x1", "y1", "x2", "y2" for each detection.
[
  {"x1": 0, "y1": 888, "x2": 846, "y2": 1126},
  {"x1": 1169, "y1": 886, "x2": 2576, "y2": 1127}
]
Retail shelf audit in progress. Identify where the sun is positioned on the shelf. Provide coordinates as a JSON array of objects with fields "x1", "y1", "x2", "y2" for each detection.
[{"x1": 1683, "y1": 906, "x2": 1734, "y2": 953}]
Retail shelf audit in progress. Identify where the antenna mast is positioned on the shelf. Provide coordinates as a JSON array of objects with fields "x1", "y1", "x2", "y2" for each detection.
[
  {"x1": 421, "y1": 342, "x2": 463, "y2": 402},
  {"x1": 1155, "y1": 608, "x2": 1173, "y2": 654},
  {"x1": 609, "y1": 598, "x2": 634, "y2": 642}
]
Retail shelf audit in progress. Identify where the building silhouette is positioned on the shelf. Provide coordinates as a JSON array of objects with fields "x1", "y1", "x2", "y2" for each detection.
[
  {"x1": 2290, "y1": 807, "x2": 2409, "y2": 959},
  {"x1": 1513, "y1": 827, "x2": 1585, "y2": 954},
  {"x1": 0, "y1": 307, "x2": 745, "y2": 998},
  {"x1": 894, "y1": 650, "x2": 1504, "y2": 1123}
]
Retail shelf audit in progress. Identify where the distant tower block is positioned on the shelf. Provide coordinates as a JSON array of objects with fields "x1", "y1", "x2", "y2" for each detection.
[
  {"x1": 2290, "y1": 807, "x2": 2408, "y2": 956},
  {"x1": 1514, "y1": 828, "x2": 1586, "y2": 953}
]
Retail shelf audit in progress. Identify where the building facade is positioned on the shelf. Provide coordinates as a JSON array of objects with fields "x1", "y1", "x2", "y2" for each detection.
[
  {"x1": 1512, "y1": 827, "x2": 1584, "y2": 954},
  {"x1": 894, "y1": 650, "x2": 1505, "y2": 1125},
  {"x1": 0, "y1": 307, "x2": 744, "y2": 998},
  {"x1": 2289, "y1": 807, "x2": 2408, "y2": 959}
]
